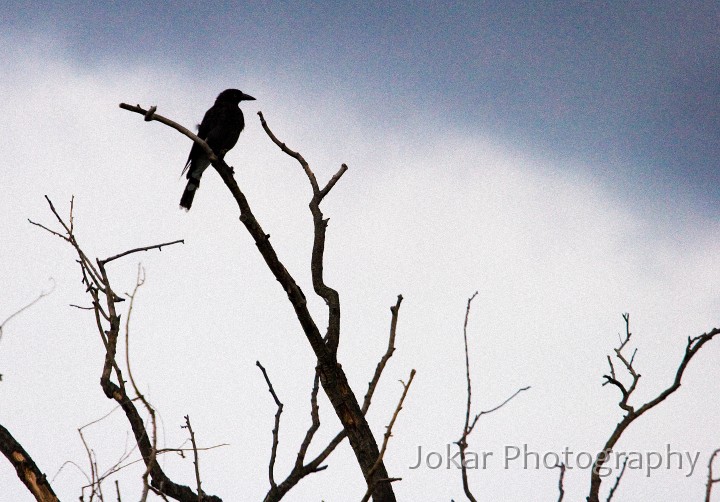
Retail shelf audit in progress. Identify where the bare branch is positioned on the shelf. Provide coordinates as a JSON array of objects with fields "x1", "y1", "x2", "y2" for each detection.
[
  {"x1": 100, "y1": 239, "x2": 184, "y2": 265},
  {"x1": 123, "y1": 265, "x2": 158, "y2": 502},
  {"x1": 372, "y1": 370, "x2": 417, "y2": 475},
  {"x1": 587, "y1": 316, "x2": 720, "y2": 502},
  {"x1": 257, "y1": 111, "x2": 319, "y2": 194},
  {"x1": 555, "y1": 463, "x2": 566, "y2": 502},
  {"x1": 182, "y1": 416, "x2": 203, "y2": 502},
  {"x1": 0, "y1": 423, "x2": 59, "y2": 501},
  {"x1": 0, "y1": 278, "x2": 55, "y2": 349},
  {"x1": 35, "y1": 197, "x2": 221, "y2": 502},
  {"x1": 363, "y1": 295, "x2": 403, "y2": 413},
  {"x1": 456, "y1": 292, "x2": 529, "y2": 502},
  {"x1": 606, "y1": 456, "x2": 628, "y2": 502},
  {"x1": 263, "y1": 295, "x2": 406, "y2": 502},
  {"x1": 706, "y1": 448, "x2": 720, "y2": 502},
  {"x1": 466, "y1": 386, "x2": 531, "y2": 437},
  {"x1": 119, "y1": 103, "x2": 220, "y2": 167},
  {"x1": 318, "y1": 164, "x2": 348, "y2": 201},
  {"x1": 294, "y1": 370, "x2": 321, "y2": 470},
  {"x1": 256, "y1": 361, "x2": 283, "y2": 491},
  {"x1": 0, "y1": 279, "x2": 55, "y2": 334}
]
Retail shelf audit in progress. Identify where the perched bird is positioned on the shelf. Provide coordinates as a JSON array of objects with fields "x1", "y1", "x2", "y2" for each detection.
[{"x1": 180, "y1": 89, "x2": 255, "y2": 210}]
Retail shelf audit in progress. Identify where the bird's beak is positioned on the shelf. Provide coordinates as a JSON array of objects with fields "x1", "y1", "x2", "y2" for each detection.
[{"x1": 241, "y1": 93, "x2": 256, "y2": 101}]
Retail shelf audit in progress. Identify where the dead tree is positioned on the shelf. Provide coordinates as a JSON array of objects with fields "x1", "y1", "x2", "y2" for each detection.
[
  {"x1": 28, "y1": 196, "x2": 214, "y2": 501},
  {"x1": 120, "y1": 102, "x2": 399, "y2": 500},
  {"x1": 588, "y1": 313, "x2": 720, "y2": 502}
]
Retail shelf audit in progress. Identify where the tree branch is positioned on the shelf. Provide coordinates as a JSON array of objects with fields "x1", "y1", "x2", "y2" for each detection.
[
  {"x1": 182, "y1": 416, "x2": 204, "y2": 502},
  {"x1": 256, "y1": 361, "x2": 283, "y2": 492},
  {"x1": 257, "y1": 111, "x2": 347, "y2": 353},
  {"x1": 456, "y1": 292, "x2": 529, "y2": 502},
  {"x1": 0, "y1": 423, "x2": 58, "y2": 502},
  {"x1": 555, "y1": 463, "x2": 566, "y2": 502},
  {"x1": 34, "y1": 196, "x2": 220, "y2": 502},
  {"x1": 705, "y1": 448, "x2": 720, "y2": 502},
  {"x1": 587, "y1": 315, "x2": 720, "y2": 502},
  {"x1": 100, "y1": 239, "x2": 184, "y2": 266},
  {"x1": 360, "y1": 369, "x2": 415, "y2": 502}
]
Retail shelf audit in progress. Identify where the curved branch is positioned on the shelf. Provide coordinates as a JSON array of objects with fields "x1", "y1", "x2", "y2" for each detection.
[{"x1": 258, "y1": 111, "x2": 347, "y2": 353}]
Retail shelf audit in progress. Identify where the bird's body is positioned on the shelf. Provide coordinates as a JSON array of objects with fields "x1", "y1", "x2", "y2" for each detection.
[{"x1": 180, "y1": 89, "x2": 255, "y2": 210}]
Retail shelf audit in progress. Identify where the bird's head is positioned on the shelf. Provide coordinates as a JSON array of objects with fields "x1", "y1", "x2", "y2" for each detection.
[{"x1": 217, "y1": 88, "x2": 256, "y2": 104}]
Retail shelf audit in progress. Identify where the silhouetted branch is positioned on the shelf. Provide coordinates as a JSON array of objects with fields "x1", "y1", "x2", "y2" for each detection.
[
  {"x1": 587, "y1": 315, "x2": 720, "y2": 502},
  {"x1": 0, "y1": 278, "x2": 55, "y2": 381},
  {"x1": 360, "y1": 369, "x2": 416, "y2": 502},
  {"x1": 262, "y1": 295, "x2": 406, "y2": 502},
  {"x1": 256, "y1": 361, "x2": 283, "y2": 492},
  {"x1": 555, "y1": 463, "x2": 566, "y2": 502},
  {"x1": 182, "y1": 416, "x2": 203, "y2": 502},
  {"x1": 257, "y1": 111, "x2": 346, "y2": 354},
  {"x1": 605, "y1": 456, "x2": 628, "y2": 502},
  {"x1": 456, "y1": 292, "x2": 530, "y2": 502},
  {"x1": 124, "y1": 266, "x2": 158, "y2": 502},
  {"x1": 363, "y1": 295, "x2": 403, "y2": 413},
  {"x1": 33, "y1": 196, "x2": 219, "y2": 502},
  {"x1": 101, "y1": 240, "x2": 184, "y2": 265},
  {"x1": 119, "y1": 103, "x2": 220, "y2": 166}
]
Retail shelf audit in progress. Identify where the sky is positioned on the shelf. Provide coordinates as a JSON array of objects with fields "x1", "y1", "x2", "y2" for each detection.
[{"x1": 1, "y1": 2, "x2": 719, "y2": 501}]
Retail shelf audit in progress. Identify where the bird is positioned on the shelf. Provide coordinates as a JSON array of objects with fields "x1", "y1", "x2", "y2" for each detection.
[{"x1": 180, "y1": 89, "x2": 256, "y2": 210}]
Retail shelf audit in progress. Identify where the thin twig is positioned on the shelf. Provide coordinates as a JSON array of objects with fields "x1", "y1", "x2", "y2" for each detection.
[
  {"x1": 256, "y1": 361, "x2": 283, "y2": 490},
  {"x1": 606, "y1": 456, "x2": 628, "y2": 502},
  {"x1": 101, "y1": 239, "x2": 184, "y2": 265},
  {"x1": 359, "y1": 368, "x2": 416, "y2": 502},
  {"x1": 36, "y1": 195, "x2": 220, "y2": 502},
  {"x1": 706, "y1": 448, "x2": 720, "y2": 502},
  {"x1": 363, "y1": 295, "x2": 403, "y2": 413},
  {"x1": 0, "y1": 278, "x2": 55, "y2": 343},
  {"x1": 123, "y1": 265, "x2": 158, "y2": 502},
  {"x1": 363, "y1": 369, "x2": 416, "y2": 494},
  {"x1": 555, "y1": 463, "x2": 566, "y2": 502},
  {"x1": 456, "y1": 292, "x2": 530, "y2": 502},
  {"x1": 182, "y1": 416, "x2": 203, "y2": 502}
]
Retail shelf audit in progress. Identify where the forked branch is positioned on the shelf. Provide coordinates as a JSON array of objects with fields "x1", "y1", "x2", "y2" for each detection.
[
  {"x1": 456, "y1": 292, "x2": 530, "y2": 502},
  {"x1": 588, "y1": 314, "x2": 720, "y2": 502},
  {"x1": 32, "y1": 196, "x2": 215, "y2": 502}
]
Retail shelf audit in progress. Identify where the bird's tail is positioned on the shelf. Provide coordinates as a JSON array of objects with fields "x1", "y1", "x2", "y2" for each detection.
[{"x1": 179, "y1": 178, "x2": 200, "y2": 211}]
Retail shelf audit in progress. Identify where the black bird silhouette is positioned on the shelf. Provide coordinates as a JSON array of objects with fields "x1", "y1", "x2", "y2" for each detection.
[{"x1": 180, "y1": 89, "x2": 255, "y2": 210}]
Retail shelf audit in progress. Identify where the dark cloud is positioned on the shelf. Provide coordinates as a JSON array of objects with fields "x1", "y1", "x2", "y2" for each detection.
[{"x1": 3, "y1": 0, "x2": 719, "y2": 209}]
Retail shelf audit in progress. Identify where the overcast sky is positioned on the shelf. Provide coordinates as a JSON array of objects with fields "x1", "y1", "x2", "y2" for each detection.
[{"x1": 1, "y1": 2, "x2": 719, "y2": 501}]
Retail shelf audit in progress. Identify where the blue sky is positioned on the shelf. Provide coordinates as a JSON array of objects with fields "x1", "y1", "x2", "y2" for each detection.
[
  {"x1": 2, "y1": 2, "x2": 720, "y2": 501},
  {"x1": 6, "y1": 1, "x2": 719, "y2": 211}
]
